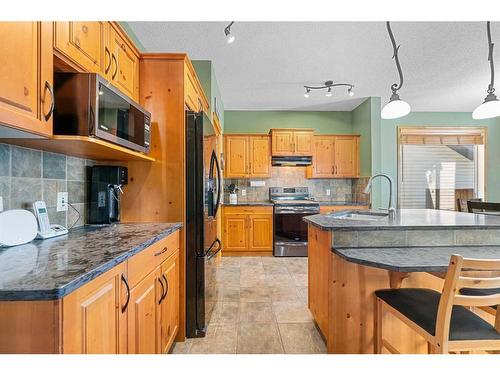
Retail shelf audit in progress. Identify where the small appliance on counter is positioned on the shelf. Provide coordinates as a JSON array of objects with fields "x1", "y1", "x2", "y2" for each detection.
[
  {"x1": 33, "y1": 201, "x2": 68, "y2": 239},
  {"x1": 228, "y1": 183, "x2": 239, "y2": 204},
  {"x1": 88, "y1": 166, "x2": 128, "y2": 224},
  {"x1": 0, "y1": 209, "x2": 38, "y2": 247}
]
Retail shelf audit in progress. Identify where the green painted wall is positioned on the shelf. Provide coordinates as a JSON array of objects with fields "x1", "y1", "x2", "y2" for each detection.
[
  {"x1": 193, "y1": 60, "x2": 225, "y2": 130},
  {"x1": 224, "y1": 111, "x2": 352, "y2": 134},
  {"x1": 351, "y1": 98, "x2": 372, "y2": 176},
  {"x1": 371, "y1": 111, "x2": 500, "y2": 207}
]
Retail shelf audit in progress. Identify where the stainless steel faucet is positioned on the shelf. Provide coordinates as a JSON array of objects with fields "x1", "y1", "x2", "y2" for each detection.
[{"x1": 364, "y1": 173, "x2": 396, "y2": 220}]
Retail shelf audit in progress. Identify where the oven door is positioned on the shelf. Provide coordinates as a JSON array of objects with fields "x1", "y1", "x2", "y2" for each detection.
[{"x1": 273, "y1": 206, "x2": 319, "y2": 257}]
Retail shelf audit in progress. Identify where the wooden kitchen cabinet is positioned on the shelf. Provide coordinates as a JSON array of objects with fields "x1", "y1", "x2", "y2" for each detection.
[
  {"x1": 0, "y1": 22, "x2": 53, "y2": 137},
  {"x1": 319, "y1": 205, "x2": 369, "y2": 214},
  {"x1": 222, "y1": 206, "x2": 273, "y2": 254},
  {"x1": 54, "y1": 21, "x2": 103, "y2": 73},
  {"x1": 270, "y1": 129, "x2": 314, "y2": 156},
  {"x1": 158, "y1": 249, "x2": 180, "y2": 353},
  {"x1": 184, "y1": 61, "x2": 209, "y2": 113},
  {"x1": 224, "y1": 135, "x2": 270, "y2": 178},
  {"x1": 62, "y1": 262, "x2": 127, "y2": 354},
  {"x1": 306, "y1": 135, "x2": 360, "y2": 178}
]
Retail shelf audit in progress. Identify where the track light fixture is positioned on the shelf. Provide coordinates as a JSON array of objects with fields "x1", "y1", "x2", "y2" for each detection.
[
  {"x1": 473, "y1": 21, "x2": 500, "y2": 120},
  {"x1": 224, "y1": 21, "x2": 235, "y2": 44},
  {"x1": 381, "y1": 21, "x2": 411, "y2": 120},
  {"x1": 303, "y1": 80, "x2": 354, "y2": 99}
]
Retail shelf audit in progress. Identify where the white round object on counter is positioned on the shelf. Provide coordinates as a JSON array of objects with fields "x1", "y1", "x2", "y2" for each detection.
[{"x1": 0, "y1": 209, "x2": 38, "y2": 247}]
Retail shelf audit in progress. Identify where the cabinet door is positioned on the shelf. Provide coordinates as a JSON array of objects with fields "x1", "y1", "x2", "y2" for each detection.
[
  {"x1": 128, "y1": 268, "x2": 160, "y2": 354},
  {"x1": 271, "y1": 130, "x2": 294, "y2": 156},
  {"x1": 0, "y1": 22, "x2": 53, "y2": 136},
  {"x1": 249, "y1": 136, "x2": 270, "y2": 177},
  {"x1": 158, "y1": 249, "x2": 180, "y2": 353},
  {"x1": 101, "y1": 23, "x2": 114, "y2": 81},
  {"x1": 333, "y1": 136, "x2": 359, "y2": 177},
  {"x1": 248, "y1": 214, "x2": 273, "y2": 251},
  {"x1": 54, "y1": 21, "x2": 102, "y2": 72},
  {"x1": 62, "y1": 263, "x2": 127, "y2": 354},
  {"x1": 311, "y1": 136, "x2": 335, "y2": 177},
  {"x1": 224, "y1": 136, "x2": 249, "y2": 178},
  {"x1": 110, "y1": 27, "x2": 139, "y2": 100},
  {"x1": 293, "y1": 131, "x2": 313, "y2": 156},
  {"x1": 223, "y1": 213, "x2": 248, "y2": 251}
]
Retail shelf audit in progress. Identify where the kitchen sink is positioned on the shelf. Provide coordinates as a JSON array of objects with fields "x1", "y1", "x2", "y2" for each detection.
[{"x1": 328, "y1": 211, "x2": 388, "y2": 221}]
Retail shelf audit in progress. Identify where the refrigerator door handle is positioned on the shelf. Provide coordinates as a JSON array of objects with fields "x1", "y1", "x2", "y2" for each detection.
[
  {"x1": 205, "y1": 238, "x2": 222, "y2": 260},
  {"x1": 212, "y1": 151, "x2": 222, "y2": 218}
]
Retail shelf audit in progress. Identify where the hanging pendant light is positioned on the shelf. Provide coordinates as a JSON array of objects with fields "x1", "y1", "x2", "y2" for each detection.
[
  {"x1": 473, "y1": 22, "x2": 500, "y2": 120},
  {"x1": 381, "y1": 22, "x2": 411, "y2": 120}
]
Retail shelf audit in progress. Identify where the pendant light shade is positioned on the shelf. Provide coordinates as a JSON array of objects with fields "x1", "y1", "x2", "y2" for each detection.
[
  {"x1": 381, "y1": 22, "x2": 411, "y2": 120},
  {"x1": 472, "y1": 93, "x2": 500, "y2": 119},
  {"x1": 381, "y1": 94, "x2": 411, "y2": 119},
  {"x1": 473, "y1": 22, "x2": 500, "y2": 120}
]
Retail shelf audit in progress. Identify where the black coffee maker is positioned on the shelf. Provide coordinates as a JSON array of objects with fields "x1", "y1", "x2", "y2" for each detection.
[{"x1": 88, "y1": 166, "x2": 128, "y2": 224}]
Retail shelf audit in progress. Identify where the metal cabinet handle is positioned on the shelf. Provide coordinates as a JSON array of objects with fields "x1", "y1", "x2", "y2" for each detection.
[
  {"x1": 121, "y1": 274, "x2": 130, "y2": 313},
  {"x1": 104, "y1": 47, "x2": 111, "y2": 74},
  {"x1": 43, "y1": 81, "x2": 55, "y2": 122},
  {"x1": 111, "y1": 53, "x2": 118, "y2": 80},
  {"x1": 162, "y1": 275, "x2": 169, "y2": 298},
  {"x1": 154, "y1": 247, "x2": 168, "y2": 257},
  {"x1": 158, "y1": 277, "x2": 165, "y2": 305}
]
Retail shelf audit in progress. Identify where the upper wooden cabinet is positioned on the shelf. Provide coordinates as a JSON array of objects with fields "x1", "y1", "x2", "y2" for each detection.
[
  {"x1": 0, "y1": 22, "x2": 53, "y2": 137},
  {"x1": 184, "y1": 61, "x2": 209, "y2": 113},
  {"x1": 54, "y1": 22, "x2": 140, "y2": 101},
  {"x1": 224, "y1": 135, "x2": 270, "y2": 178},
  {"x1": 54, "y1": 21, "x2": 103, "y2": 73},
  {"x1": 306, "y1": 135, "x2": 360, "y2": 178},
  {"x1": 270, "y1": 129, "x2": 314, "y2": 156}
]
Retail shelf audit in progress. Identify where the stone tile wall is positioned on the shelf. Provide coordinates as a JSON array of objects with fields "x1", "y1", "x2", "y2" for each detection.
[
  {"x1": 0, "y1": 143, "x2": 94, "y2": 228},
  {"x1": 224, "y1": 166, "x2": 370, "y2": 204}
]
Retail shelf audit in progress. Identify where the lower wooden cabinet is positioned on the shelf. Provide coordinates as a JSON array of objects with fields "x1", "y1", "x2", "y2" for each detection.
[
  {"x1": 319, "y1": 205, "x2": 369, "y2": 214},
  {"x1": 0, "y1": 229, "x2": 180, "y2": 354},
  {"x1": 222, "y1": 206, "x2": 273, "y2": 253}
]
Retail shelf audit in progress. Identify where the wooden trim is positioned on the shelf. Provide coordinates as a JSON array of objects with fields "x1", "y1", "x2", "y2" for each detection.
[{"x1": 109, "y1": 22, "x2": 141, "y2": 57}]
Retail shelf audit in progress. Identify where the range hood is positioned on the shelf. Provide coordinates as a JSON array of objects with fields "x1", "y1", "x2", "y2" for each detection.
[{"x1": 271, "y1": 156, "x2": 312, "y2": 167}]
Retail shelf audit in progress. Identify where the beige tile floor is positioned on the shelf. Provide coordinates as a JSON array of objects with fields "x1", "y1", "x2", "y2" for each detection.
[{"x1": 172, "y1": 256, "x2": 326, "y2": 354}]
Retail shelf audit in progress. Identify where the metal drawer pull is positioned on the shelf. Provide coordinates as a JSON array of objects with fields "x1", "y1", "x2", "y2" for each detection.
[
  {"x1": 44, "y1": 81, "x2": 55, "y2": 121},
  {"x1": 111, "y1": 53, "x2": 118, "y2": 80},
  {"x1": 158, "y1": 277, "x2": 165, "y2": 305},
  {"x1": 104, "y1": 47, "x2": 111, "y2": 74},
  {"x1": 154, "y1": 247, "x2": 168, "y2": 256},
  {"x1": 162, "y1": 275, "x2": 169, "y2": 298},
  {"x1": 121, "y1": 274, "x2": 130, "y2": 313}
]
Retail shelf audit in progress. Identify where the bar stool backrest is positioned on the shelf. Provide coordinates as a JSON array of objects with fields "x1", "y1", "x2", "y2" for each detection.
[{"x1": 435, "y1": 255, "x2": 500, "y2": 350}]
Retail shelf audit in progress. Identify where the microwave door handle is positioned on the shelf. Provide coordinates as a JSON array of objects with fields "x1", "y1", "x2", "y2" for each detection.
[{"x1": 213, "y1": 152, "x2": 222, "y2": 218}]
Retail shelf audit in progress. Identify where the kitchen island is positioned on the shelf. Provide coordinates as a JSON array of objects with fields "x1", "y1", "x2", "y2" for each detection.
[{"x1": 304, "y1": 209, "x2": 500, "y2": 354}]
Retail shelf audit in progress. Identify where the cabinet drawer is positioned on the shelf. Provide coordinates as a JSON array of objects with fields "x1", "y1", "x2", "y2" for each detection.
[
  {"x1": 223, "y1": 206, "x2": 273, "y2": 215},
  {"x1": 128, "y1": 231, "x2": 180, "y2": 288}
]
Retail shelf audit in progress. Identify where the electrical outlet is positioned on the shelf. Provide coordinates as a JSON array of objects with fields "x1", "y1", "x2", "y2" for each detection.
[
  {"x1": 57, "y1": 192, "x2": 68, "y2": 212},
  {"x1": 241, "y1": 189, "x2": 247, "y2": 197},
  {"x1": 326, "y1": 189, "x2": 331, "y2": 196},
  {"x1": 0, "y1": 196, "x2": 3, "y2": 212}
]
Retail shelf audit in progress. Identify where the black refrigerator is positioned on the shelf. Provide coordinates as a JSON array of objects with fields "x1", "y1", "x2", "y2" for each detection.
[{"x1": 185, "y1": 110, "x2": 222, "y2": 338}]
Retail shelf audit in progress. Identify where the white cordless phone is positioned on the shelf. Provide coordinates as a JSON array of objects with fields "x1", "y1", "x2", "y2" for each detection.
[{"x1": 33, "y1": 201, "x2": 68, "y2": 239}]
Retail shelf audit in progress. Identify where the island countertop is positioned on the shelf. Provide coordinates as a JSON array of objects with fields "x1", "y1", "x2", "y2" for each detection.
[
  {"x1": 333, "y1": 245, "x2": 500, "y2": 273},
  {"x1": 304, "y1": 208, "x2": 500, "y2": 231},
  {"x1": 0, "y1": 223, "x2": 182, "y2": 301}
]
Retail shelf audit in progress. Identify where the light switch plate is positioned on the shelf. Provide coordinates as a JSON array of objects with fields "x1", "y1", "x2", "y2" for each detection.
[
  {"x1": 57, "y1": 192, "x2": 68, "y2": 212},
  {"x1": 326, "y1": 189, "x2": 331, "y2": 196},
  {"x1": 241, "y1": 189, "x2": 247, "y2": 197}
]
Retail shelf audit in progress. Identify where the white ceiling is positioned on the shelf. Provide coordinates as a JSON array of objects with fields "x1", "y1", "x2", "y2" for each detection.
[{"x1": 127, "y1": 21, "x2": 500, "y2": 112}]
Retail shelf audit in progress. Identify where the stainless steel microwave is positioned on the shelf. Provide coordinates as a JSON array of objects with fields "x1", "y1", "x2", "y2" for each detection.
[{"x1": 53, "y1": 73, "x2": 151, "y2": 153}]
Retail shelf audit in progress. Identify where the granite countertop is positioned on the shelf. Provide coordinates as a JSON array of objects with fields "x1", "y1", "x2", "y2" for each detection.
[
  {"x1": 222, "y1": 201, "x2": 274, "y2": 206},
  {"x1": 304, "y1": 208, "x2": 500, "y2": 231},
  {"x1": 316, "y1": 201, "x2": 369, "y2": 206},
  {"x1": 0, "y1": 223, "x2": 182, "y2": 301},
  {"x1": 333, "y1": 245, "x2": 500, "y2": 272}
]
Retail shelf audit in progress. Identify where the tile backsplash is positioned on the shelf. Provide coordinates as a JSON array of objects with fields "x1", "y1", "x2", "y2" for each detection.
[
  {"x1": 224, "y1": 166, "x2": 370, "y2": 204},
  {"x1": 0, "y1": 143, "x2": 95, "y2": 228}
]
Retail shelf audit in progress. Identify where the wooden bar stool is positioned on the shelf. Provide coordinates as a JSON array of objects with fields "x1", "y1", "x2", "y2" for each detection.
[{"x1": 374, "y1": 255, "x2": 500, "y2": 354}]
